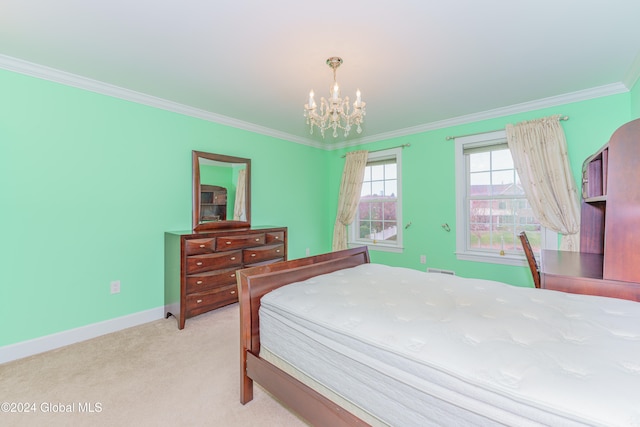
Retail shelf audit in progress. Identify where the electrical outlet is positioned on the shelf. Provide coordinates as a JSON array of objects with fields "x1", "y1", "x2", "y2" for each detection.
[
  {"x1": 420, "y1": 255, "x2": 427, "y2": 264},
  {"x1": 110, "y1": 280, "x2": 121, "y2": 294},
  {"x1": 306, "y1": 248, "x2": 310, "y2": 256}
]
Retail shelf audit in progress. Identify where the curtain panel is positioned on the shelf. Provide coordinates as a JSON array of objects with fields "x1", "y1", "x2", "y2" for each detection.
[
  {"x1": 332, "y1": 150, "x2": 368, "y2": 251},
  {"x1": 506, "y1": 115, "x2": 580, "y2": 250},
  {"x1": 233, "y1": 168, "x2": 247, "y2": 221}
]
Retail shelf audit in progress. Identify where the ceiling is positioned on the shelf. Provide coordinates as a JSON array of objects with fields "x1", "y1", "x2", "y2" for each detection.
[{"x1": 2, "y1": 1, "x2": 640, "y2": 148}]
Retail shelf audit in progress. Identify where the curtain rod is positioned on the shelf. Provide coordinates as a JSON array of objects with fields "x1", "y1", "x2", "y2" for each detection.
[
  {"x1": 445, "y1": 116, "x2": 569, "y2": 141},
  {"x1": 342, "y1": 143, "x2": 410, "y2": 158}
]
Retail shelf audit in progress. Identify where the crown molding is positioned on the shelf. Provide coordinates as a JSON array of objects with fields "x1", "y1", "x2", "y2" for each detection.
[
  {"x1": 328, "y1": 83, "x2": 629, "y2": 150},
  {"x1": 0, "y1": 54, "x2": 326, "y2": 148},
  {"x1": 1, "y1": 54, "x2": 630, "y2": 152}
]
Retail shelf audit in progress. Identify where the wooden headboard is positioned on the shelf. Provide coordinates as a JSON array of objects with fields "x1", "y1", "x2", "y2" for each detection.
[
  {"x1": 236, "y1": 246, "x2": 370, "y2": 408},
  {"x1": 237, "y1": 246, "x2": 370, "y2": 356}
]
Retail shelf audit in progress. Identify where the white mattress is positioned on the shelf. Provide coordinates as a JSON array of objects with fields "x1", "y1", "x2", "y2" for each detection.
[{"x1": 259, "y1": 263, "x2": 640, "y2": 427}]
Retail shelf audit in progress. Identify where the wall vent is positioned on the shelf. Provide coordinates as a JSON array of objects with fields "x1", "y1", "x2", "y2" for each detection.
[{"x1": 426, "y1": 268, "x2": 456, "y2": 276}]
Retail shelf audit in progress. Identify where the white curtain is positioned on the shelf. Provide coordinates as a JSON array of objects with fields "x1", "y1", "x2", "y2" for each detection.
[
  {"x1": 332, "y1": 150, "x2": 368, "y2": 251},
  {"x1": 233, "y1": 168, "x2": 247, "y2": 221},
  {"x1": 506, "y1": 115, "x2": 580, "y2": 250}
]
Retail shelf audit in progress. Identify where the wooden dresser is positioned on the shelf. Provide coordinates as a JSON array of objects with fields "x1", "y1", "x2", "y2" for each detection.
[
  {"x1": 540, "y1": 118, "x2": 640, "y2": 301},
  {"x1": 165, "y1": 226, "x2": 287, "y2": 329}
]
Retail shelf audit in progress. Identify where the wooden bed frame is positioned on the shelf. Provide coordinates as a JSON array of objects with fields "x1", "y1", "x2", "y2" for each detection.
[{"x1": 237, "y1": 246, "x2": 371, "y2": 426}]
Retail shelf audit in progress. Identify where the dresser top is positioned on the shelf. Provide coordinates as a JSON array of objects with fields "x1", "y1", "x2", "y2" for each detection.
[{"x1": 166, "y1": 225, "x2": 285, "y2": 237}]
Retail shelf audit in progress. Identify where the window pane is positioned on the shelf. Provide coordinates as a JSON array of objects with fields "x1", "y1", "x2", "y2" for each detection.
[
  {"x1": 371, "y1": 202, "x2": 383, "y2": 220},
  {"x1": 491, "y1": 170, "x2": 514, "y2": 195},
  {"x1": 470, "y1": 152, "x2": 490, "y2": 172},
  {"x1": 383, "y1": 222, "x2": 397, "y2": 241},
  {"x1": 470, "y1": 171, "x2": 490, "y2": 186},
  {"x1": 384, "y1": 179, "x2": 397, "y2": 196},
  {"x1": 361, "y1": 182, "x2": 372, "y2": 197},
  {"x1": 470, "y1": 172, "x2": 491, "y2": 196},
  {"x1": 363, "y1": 167, "x2": 371, "y2": 181},
  {"x1": 383, "y1": 201, "x2": 396, "y2": 221},
  {"x1": 371, "y1": 181, "x2": 384, "y2": 196},
  {"x1": 371, "y1": 164, "x2": 384, "y2": 180},
  {"x1": 513, "y1": 175, "x2": 525, "y2": 195},
  {"x1": 359, "y1": 201, "x2": 371, "y2": 220},
  {"x1": 492, "y1": 149, "x2": 513, "y2": 169},
  {"x1": 359, "y1": 221, "x2": 371, "y2": 238},
  {"x1": 385, "y1": 163, "x2": 397, "y2": 179},
  {"x1": 469, "y1": 199, "x2": 491, "y2": 250}
]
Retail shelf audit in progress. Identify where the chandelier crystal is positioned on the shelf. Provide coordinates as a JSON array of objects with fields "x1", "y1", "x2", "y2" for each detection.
[{"x1": 304, "y1": 57, "x2": 366, "y2": 138}]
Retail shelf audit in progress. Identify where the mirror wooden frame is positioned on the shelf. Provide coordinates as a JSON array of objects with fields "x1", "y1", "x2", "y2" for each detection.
[{"x1": 192, "y1": 151, "x2": 251, "y2": 232}]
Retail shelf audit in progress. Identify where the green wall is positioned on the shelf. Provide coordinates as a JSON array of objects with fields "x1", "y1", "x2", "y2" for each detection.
[
  {"x1": 330, "y1": 93, "x2": 632, "y2": 287},
  {"x1": 1, "y1": 65, "x2": 637, "y2": 349},
  {"x1": 0, "y1": 69, "x2": 332, "y2": 347},
  {"x1": 631, "y1": 77, "x2": 640, "y2": 118}
]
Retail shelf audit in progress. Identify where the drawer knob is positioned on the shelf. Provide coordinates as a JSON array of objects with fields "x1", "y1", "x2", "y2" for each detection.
[
  {"x1": 196, "y1": 262, "x2": 203, "y2": 266},
  {"x1": 230, "y1": 274, "x2": 235, "y2": 277},
  {"x1": 196, "y1": 299, "x2": 203, "y2": 304},
  {"x1": 276, "y1": 249, "x2": 280, "y2": 253},
  {"x1": 231, "y1": 257, "x2": 236, "y2": 260},
  {"x1": 251, "y1": 253, "x2": 256, "y2": 257},
  {"x1": 231, "y1": 290, "x2": 236, "y2": 294},
  {"x1": 255, "y1": 238, "x2": 260, "y2": 241},
  {"x1": 199, "y1": 244, "x2": 205, "y2": 248},
  {"x1": 196, "y1": 280, "x2": 203, "y2": 285},
  {"x1": 226, "y1": 241, "x2": 231, "y2": 245}
]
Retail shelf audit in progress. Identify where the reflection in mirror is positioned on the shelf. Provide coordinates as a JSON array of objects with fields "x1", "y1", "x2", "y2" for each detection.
[{"x1": 192, "y1": 151, "x2": 251, "y2": 231}]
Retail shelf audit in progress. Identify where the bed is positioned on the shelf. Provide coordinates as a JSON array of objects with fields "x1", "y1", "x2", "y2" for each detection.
[{"x1": 236, "y1": 247, "x2": 640, "y2": 426}]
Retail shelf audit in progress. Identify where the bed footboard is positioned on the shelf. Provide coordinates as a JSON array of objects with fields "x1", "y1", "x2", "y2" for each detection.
[{"x1": 245, "y1": 351, "x2": 369, "y2": 426}]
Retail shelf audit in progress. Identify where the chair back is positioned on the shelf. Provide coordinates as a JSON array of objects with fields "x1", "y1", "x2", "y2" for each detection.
[{"x1": 519, "y1": 231, "x2": 541, "y2": 288}]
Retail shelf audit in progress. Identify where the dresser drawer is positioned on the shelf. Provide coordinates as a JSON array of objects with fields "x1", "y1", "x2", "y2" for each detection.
[
  {"x1": 184, "y1": 238, "x2": 216, "y2": 255},
  {"x1": 216, "y1": 233, "x2": 265, "y2": 251},
  {"x1": 185, "y1": 285, "x2": 238, "y2": 317},
  {"x1": 265, "y1": 231, "x2": 285, "y2": 244},
  {"x1": 186, "y1": 267, "x2": 238, "y2": 293},
  {"x1": 243, "y1": 243, "x2": 285, "y2": 264},
  {"x1": 186, "y1": 250, "x2": 242, "y2": 274}
]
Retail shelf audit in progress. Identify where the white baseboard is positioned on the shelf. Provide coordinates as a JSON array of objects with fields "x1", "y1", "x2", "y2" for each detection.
[{"x1": 0, "y1": 307, "x2": 166, "y2": 365}]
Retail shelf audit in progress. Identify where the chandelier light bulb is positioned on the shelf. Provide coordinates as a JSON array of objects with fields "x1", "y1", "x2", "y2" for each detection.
[
  {"x1": 308, "y1": 90, "x2": 315, "y2": 108},
  {"x1": 303, "y1": 57, "x2": 366, "y2": 138},
  {"x1": 332, "y1": 82, "x2": 340, "y2": 100}
]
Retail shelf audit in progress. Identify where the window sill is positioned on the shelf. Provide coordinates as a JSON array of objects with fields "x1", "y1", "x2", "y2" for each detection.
[
  {"x1": 349, "y1": 242, "x2": 404, "y2": 253},
  {"x1": 455, "y1": 251, "x2": 530, "y2": 267}
]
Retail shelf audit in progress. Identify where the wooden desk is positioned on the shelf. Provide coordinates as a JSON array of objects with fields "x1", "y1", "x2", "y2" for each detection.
[{"x1": 541, "y1": 250, "x2": 640, "y2": 302}]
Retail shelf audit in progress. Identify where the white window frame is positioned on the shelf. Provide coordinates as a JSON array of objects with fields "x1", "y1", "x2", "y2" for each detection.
[
  {"x1": 454, "y1": 130, "x2": 557, "y2": 266},
  {"x1": 348, "y1": 147, "x2": 403, "y2": 253}
]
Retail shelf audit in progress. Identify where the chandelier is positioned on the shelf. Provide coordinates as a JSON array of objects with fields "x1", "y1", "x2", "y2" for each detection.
[{"x1": 304, "y1": 57, "x2": 366, "y2": 138}]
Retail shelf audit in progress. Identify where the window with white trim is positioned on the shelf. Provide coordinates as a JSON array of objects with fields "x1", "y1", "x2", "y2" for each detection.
[
  {"x1": 455, "y1": 131, "x2": 556, "y2": 265},
  {"x1": 349, "y1": 148, "x2": 403, "y2": 252}
]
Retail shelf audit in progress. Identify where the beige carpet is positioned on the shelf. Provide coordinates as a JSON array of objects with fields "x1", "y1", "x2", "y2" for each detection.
[{"x1": 0, "y1": 304, "x2": 308, "y2": 427}]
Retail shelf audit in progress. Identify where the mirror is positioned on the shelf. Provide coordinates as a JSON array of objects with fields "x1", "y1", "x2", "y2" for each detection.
[{"x1": 192, "y1": 151, "x2": 251, "y2": 232}]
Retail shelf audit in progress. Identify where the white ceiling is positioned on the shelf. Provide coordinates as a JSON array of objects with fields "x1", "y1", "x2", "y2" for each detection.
[{"x1": 2, "y1": 1, "x2": 640, "y2": 147}]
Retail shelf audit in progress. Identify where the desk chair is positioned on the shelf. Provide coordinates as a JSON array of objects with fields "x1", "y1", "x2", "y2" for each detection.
[{"x1": 519, "y1": 231, "x2": 541, "y2": 288}]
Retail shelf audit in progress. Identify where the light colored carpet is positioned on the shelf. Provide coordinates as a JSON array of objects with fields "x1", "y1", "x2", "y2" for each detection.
[{"x1": 0, "y1": 304, "x2": 308, "y2": 427}]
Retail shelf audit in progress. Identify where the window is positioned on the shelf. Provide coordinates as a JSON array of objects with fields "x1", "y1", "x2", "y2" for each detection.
[
  {"x1": 349, "y1": 148, "x2": 403, "y2": 252},
  {"x1": 455, "y1": 131, "x2": 555, "y2": 265}
]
